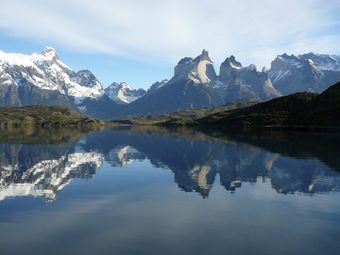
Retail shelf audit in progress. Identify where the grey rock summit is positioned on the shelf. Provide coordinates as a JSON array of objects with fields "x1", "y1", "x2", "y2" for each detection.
[
  {"x1": 219, "y1": 55, "x2": 282, "y2": 101},
  {"x1": 174, "y1": 50, "x2": 217, "y2": 84},
  {"x1": 269, "y1": 53, "x2": 340, "y2": 94}
]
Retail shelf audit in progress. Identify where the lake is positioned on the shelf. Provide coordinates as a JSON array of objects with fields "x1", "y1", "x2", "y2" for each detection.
[{"x1": 0, "y1": 127, "x2": 340, "y2": 255}]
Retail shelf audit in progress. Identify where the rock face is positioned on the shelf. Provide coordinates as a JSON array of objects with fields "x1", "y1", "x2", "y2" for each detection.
[
  {"x1": 268, "y1": 53, "x2": 340, "y2": 94},
  {"x1": 105, "y1": 82, "x2": 146, "y2": 104}
]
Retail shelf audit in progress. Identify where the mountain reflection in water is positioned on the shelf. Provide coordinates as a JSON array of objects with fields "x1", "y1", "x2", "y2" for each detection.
[{"x1": 0, "y1": 127, "x2": 339, "y2": 202}]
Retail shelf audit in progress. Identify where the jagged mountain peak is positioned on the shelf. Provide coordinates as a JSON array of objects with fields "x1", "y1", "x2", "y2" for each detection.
[
  {"x1": 109, "y1": 82, "x2": 132, "y2": 90},
  {"x1": 219, "y1": 54, "x2": 281, "y2": 99},
  {"x1": 272, "y1": 52, "x2": 340, "y2": 71},
  {"x1": 174, "y1": 49, "x2": 216, "y2": 84},
  {"x1": 41, "y1": 46, "x2": 59, "y2": 60},
  {"x1": 177, "y1": 57, "x2": 193, "y2": 65},
  {"x1": 277, "y1": 53, "x2": 300, "y2": 62},
  {"x1": 0, "y1": 47, "x2": 68, "y2": 71},
  {"x1": 246, "y1": 64, "x2": 258, "y2": 71},
  {"x1": 270, "y1": 54, "x2": 303, "y2": 71},
  {"x1": 269, "y1": 52, "x2": 340, "y2": 94},
  {"x1": 119, "y1": 82, "x2": 132, "y2": 89},
  {"x1": 177, "y1": 50, "x2": 212, "y2": 65},
  {"x1": 105, "y1": 82, "x2": 146, "y2": 104},
  {"x1": 193, "y1": 49, "x2": 213, "y2": 63},
  {"x1": 147, "y1": 79, "x2": 169, "y2": 94},
  {"x1": 300, "y1": 52, "x2": 340, "y2": 71},
  {"x1": 221, "y1": 55, "x2": 242, "y2": 69},
  {"x1": 302, "y1": 52, "x2": 317, "y2": 57},
  {"x1": 70, "y1": 69, "x2": 103, "y2": 89}
]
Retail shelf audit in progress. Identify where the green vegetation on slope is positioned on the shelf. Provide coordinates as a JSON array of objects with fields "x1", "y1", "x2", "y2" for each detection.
[
  {"x1": 200, "y1": 81, "x2": 340, "y2": 128},
  {"x1": 198, "y1": 92, "x2": 317, "y2": 127},
  {"x1": 0, "y1": 105, "x2": 106, "y2": 129}
]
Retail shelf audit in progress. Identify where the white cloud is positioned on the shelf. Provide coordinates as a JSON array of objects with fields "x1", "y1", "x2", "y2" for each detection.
[{"x1": 0, "y1": 0, "x2": 339, "y2": 68}]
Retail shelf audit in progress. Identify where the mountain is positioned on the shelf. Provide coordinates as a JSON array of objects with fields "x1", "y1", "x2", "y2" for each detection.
[
  {"x1": 105, "y1": 82, "x2": 146, "y2": 104},
  {"x1": 0, "y1": 47, "x2": 103, "y2": 104},
  {"x1": 268, "y1": 53, "x2": 340, "y2": 94},
  {"x1": 112, "y1": 50, "x2": 279, "y2": 117},
  {"x1": 116, "y1": 51, "x2": 221, "y2": 117},
  {"x1": 0, "y1": 47, "x2": 122, "y2": 117},
  {"x1": 137, "y1": 52, "x2": 340, "y2": 119}
]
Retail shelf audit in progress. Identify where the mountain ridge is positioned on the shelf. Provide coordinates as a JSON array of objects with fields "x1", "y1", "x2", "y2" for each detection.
[{"x1": 1, "y1": 47, "x2": 340, "y2": 119}]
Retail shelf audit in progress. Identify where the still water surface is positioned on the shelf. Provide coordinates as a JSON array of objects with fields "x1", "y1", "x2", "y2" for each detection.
[{"x1": 0, "y1": 128, "x2": 340, "y2": 255}]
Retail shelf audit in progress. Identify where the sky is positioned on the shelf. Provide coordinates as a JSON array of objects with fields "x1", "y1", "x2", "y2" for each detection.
[{"x1": 0, "y1": 0, "x2": 340, "y2": 89}]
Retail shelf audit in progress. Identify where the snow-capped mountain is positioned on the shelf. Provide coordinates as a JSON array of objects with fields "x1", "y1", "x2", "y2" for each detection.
[
  {"x1": 0, "y1": 47, "x2": 104, "y2": 106},
  {"x1": 105, "y1": 82, "x2": 146, "y2": 104},
  {"x1": 268, "y1": 53, "x2": 340, "y2": 94},
  {"x1": 0, "y1": 47, "x2": 124, "y2": 118}
]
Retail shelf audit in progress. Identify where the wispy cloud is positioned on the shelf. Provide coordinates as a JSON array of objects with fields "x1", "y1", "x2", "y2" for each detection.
[{"x1": 0, "y1": 0, "x2": 339, "y2": 67}]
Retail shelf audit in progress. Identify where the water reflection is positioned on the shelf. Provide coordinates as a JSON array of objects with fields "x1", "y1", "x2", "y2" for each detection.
[{"x1": 0, "y1": 127, "x2": 340, "y2": 202}]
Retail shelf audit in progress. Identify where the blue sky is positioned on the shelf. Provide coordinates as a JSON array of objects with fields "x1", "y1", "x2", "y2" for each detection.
[
  {"x1": 0, "y1": 29, "x2": 172, "y2": 88},
  {"x1": 1, "y1": 0, "x2": 340, "y2": 89}
]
